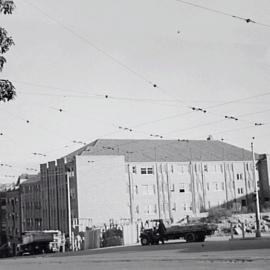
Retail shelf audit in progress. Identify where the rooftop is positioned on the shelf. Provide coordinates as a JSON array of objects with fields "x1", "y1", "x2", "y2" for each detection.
[{"x1": 64, "y1": 139, "x2": 256, "y2": 163}]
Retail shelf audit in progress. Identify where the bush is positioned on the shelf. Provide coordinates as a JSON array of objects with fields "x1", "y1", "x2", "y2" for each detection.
[
  {"x1": 261, "y1": 201, "x2": 270, "y2": 212},
  {"x1": 207, "y1": 207, "x2": 232, "y2": 223}
]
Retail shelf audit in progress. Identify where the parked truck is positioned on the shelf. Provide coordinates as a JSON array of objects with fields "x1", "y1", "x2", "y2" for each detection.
[
  {"x1": 140, "y1": 219, "x2": 217, "y2": 245},
  {"x1": 17, "y1": 230, "x2": 64, "y2": 255}
]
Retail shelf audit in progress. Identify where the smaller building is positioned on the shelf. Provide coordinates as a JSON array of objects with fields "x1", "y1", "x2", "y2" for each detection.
[
  {"x1": 5, "y1": 184, "x2": 21, "y2": 255},
  {"x1": 0, "y1": 190, "x2": 7, "y2": 246},
  {"x1": 19, "y1": 174, "x2": 42, "y2": 232}
]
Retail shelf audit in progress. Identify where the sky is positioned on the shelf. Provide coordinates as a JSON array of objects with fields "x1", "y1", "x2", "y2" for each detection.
[{"x1": 0, "y1": 0, "x2": 270, "y2": 183}]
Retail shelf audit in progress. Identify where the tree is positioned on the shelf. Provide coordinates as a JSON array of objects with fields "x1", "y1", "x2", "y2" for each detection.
[{"x1": 0, "y1": 0, "x2": 16, "y2": 102}]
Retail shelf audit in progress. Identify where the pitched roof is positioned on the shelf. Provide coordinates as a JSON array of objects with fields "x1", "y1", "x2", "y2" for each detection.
[{"x1": 64, "y1": 139, "x2": 256, "y2": 162}]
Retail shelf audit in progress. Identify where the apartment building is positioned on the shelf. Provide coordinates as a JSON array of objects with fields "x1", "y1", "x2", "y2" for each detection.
[
  {"x1": 5, "y1": 185, "x2": 21, "y2": 253},
  {"x1": 20, "y1": 174, "x2": 42, "y2": 232},
  {"x1": 0, "y1": 190, "x2": 7, "y2": 246},
  {"x1": 39, "y1": 138, "x2": 258, "y2": 236}
]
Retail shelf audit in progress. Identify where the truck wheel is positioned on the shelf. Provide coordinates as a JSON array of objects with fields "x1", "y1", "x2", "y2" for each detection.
[
  {"x1": 141, "y1": 237, "x2": 150, "y2": 246},
  {"x1": 195, "y1": 233, "x2": 206, "y2": 242},
  {"x1": 185, "y1": 233, "x2": 196, "y2": 242}
]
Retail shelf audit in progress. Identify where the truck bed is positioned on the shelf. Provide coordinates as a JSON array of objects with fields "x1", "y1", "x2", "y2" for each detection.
[{"x1": 166, "y1": 223, "x2": 217, "y2": 236}]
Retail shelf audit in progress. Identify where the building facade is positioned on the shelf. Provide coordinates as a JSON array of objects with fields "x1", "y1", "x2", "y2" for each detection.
[
  {"x1": 20, "y1": 174, "x2": 42, "y2": 232},
  {"x1": 38, "y1": 139, "x2": 259, "y2": 236},
  {"x1": 0, "y1": 190, "x2": 7, "y2": 246},
  {"x1": 5, "y1": 186, "x2": 21, "y2": 253}
]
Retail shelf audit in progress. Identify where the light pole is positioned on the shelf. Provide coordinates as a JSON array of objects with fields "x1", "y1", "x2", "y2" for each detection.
[
  {"x1": 66, "y1": 172, "x2": 73, "y2": 250},
  {"x1": 251, "y1": 139, "x2": 261, "y2": 237}
]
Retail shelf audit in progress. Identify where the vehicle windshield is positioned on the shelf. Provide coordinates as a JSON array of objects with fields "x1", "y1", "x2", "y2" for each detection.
[{"x1": 143, "y1": 220, "x2": 160, "y2": 230}]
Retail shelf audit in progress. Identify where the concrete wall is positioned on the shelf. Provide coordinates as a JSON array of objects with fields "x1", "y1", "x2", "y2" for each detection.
[
  {"x1": 128, "y1": 160, "x2": 255, "y2": 223},
  {"x1": 75, "y1": 155, "x2": 130, "y2": 225}
]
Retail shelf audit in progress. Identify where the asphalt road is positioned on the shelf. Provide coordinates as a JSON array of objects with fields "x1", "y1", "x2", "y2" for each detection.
[{"x1": 1, "y1": 238, "x2": 270, "y2": 270}]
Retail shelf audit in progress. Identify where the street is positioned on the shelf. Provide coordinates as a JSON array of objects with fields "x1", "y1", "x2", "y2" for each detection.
[{"x1": 1, "y1": 238, "x2": 270, "y2": 270}]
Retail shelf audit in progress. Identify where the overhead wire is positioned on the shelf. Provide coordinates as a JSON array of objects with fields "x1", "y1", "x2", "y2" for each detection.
[
  {"x1": 18, "y1": 0, "x2": 269, "y2": 130},
  {"x1": 2, "y1": 0, "x2": 269, "y2": 173},
  {"x1": 175, "y1": 0, "x2": 270, "y2": 29}
]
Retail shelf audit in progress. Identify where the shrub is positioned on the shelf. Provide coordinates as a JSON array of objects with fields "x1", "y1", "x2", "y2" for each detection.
[{"x1": 207, "y1": 207, "x2": 232, "y2": 223}]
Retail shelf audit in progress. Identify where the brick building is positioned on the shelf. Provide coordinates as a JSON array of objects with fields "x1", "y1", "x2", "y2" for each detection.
[
  {"x1": 0, "y1": 189, "x2": 7, "y2": 246},
  {"x1": 19, "y1": 174, "x2": 42, "y2": 232},
  {"x1": 40, "y1": 159, "x2": 78, "y2": 236},
  {"x1": 5, "y1": 185, "x2": 21, "y2": 254}
]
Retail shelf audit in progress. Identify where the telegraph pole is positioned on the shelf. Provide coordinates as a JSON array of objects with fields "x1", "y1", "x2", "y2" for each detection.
[
  {"x1": 251, "y1": 138, "x2": 261, "y2": 237},
  {"x1": 66, "y1": 172, "x2": 73, "y2": 250}
]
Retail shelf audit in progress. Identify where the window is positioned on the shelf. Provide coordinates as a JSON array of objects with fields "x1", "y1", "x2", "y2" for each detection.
[
  {"x1": 236, "y1": 173, "x2": 243, "y2": 180},
  {"x1": 141, "y1": 168, "x2": 147, "y2": 174},
  {"x1": 179, "y1": 183, "x2": 185, "y2": 193},
  {"x1": 144, "y1": 205, "x2": 151, "y2": 214},
  {"x1": 172, "y1": 202, "x2": 176, "y2": 211},
  {"x1": 132, "y1": 166, "x2": 137, "y2": 174},
  {"x1": 212, "y1": 182, "x2": 218, "y2": 191},
  {"x1": 221, "y1": 182, "x2": 225, "y2": 191},
  {"x1": 204, "y1": 165, "x2": 208, "y2": 172},
  {"x1": 70, "y1": 188, "x2": 76, "y2": 199},
  {"x1": 170, "y1": 184, "x2": 175, "y2": 192},
  {"x1": 238, "y1": 188, "x2": 244, "y2": 194},
  {"x1": 141, "y1": 167, "x2": 154, "y2": 175}
]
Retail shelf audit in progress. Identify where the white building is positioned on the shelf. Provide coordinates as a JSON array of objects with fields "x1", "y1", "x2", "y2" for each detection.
[{"x1": 58, "y1": 139, "x2": 257, "y2": 226}]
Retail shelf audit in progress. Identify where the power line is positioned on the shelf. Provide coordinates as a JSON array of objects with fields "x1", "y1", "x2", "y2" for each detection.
[
  {"x1": 20, "y1": 0, "x2": 155, "y2": 87},
  {"x1": 17, "y1": 1, "x2": 270, "y2": 129},
  {"x1": 175, "y1": 0, "x2": 270, "y2": 29},
  {"x1": 208, "y1": 91, "x2": 270, "y2": 109}
]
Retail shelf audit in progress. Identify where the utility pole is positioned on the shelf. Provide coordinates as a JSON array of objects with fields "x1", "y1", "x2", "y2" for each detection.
[
  {"x1": 66, "y1": 172, "x2": 73, "y2": 250},
  {"x1": 127, "y1": 164, "x2": 134, "y2": 224},
  {"x1": 251, "y1": 139, "x2": 261, "y2": 238}
]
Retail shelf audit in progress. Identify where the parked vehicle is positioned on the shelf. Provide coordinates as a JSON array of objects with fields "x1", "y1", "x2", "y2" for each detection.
[
  {"x1": 140, "y1": 219, "x2": 217, "y2": 245},
  {"x1": 0, "y1": 243, "x2": 11, "y2": 258},
  {"x1": 17, "y1": 230, "x2": 64, "y2": 255}
]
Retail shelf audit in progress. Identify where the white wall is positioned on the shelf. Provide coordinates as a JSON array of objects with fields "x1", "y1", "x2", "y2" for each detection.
[{"x1": 75, "y1": 155, "x2": 130, "y2": 225}]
